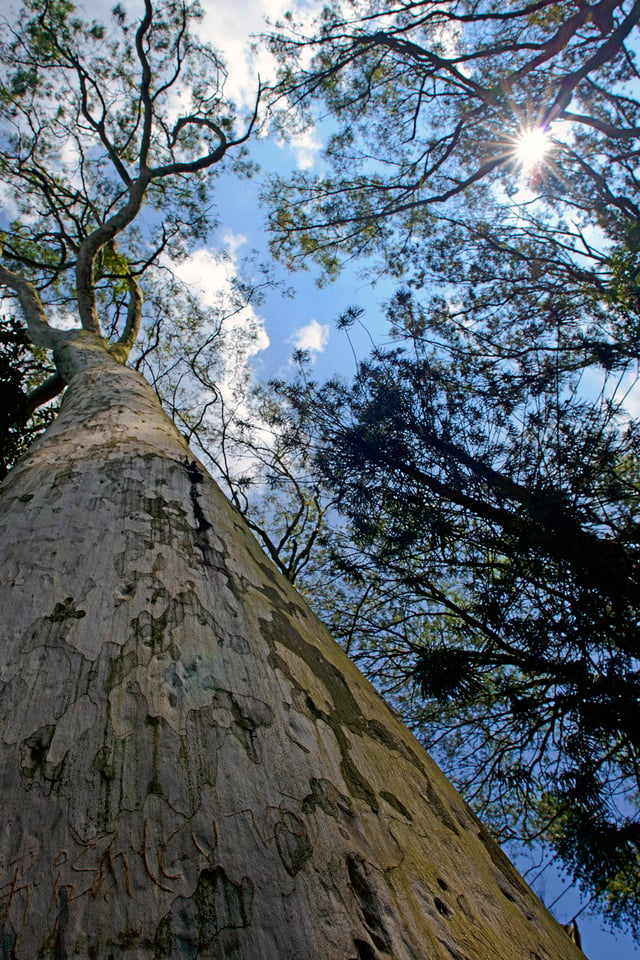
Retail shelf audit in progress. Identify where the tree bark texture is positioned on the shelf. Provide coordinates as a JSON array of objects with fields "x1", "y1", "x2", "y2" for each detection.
[{"x1": 0, "y1": 359, "x2": 581, "y2": 959}]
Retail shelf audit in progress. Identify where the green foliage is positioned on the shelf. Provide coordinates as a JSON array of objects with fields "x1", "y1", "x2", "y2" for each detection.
[{"x1": 0, "y1": 0, "x2": 263, "y2": 459}]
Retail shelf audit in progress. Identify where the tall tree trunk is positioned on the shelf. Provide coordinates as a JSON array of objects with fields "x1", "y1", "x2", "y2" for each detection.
[{"x1": 0, "y1": 357, "x2": 579, "y2": 959}]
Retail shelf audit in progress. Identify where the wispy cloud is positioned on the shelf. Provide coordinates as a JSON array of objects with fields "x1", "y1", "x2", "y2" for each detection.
[{"x1": 199, "y1": 0, "x2": 323, "y2": 168}]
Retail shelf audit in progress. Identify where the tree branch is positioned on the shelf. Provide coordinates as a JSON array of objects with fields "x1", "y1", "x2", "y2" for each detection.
[
  {"x1": 23, "y1": 372, "x2": 65, "y2": 417},
  {"x1": 0, "y1": 263, "x2": 63, "y2": 349},
  {"x1": 114, "y1": 273, "x2": 143, "y2": 358}
]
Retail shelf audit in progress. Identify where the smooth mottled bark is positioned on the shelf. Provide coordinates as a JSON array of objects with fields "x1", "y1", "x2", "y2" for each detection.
[{"x1": 0, "y1": 354, "x2": 581, "y2": 959}]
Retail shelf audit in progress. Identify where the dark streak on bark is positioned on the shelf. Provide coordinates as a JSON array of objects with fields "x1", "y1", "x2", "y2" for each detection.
[
  {"x1": 184, "y1": 458, "x2": 213, "y2": 565},
  {"x1": 185, "y1": 460, "x2": 212, "y2": 533},
  {"x1": 54, "y1": 886, "x2": 69, "y2": 960},
  {"x1": 154, "y1": 866, "x2": 253, "y2": 957}
]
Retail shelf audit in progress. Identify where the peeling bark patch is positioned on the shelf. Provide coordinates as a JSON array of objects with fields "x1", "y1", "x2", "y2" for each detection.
[
  {"x1": 194, "y1": 867, "x2": 252, "y2": 941},
  {"x1": 434, "y1": 896, "x2": 453, "y2": 919},
  {"x1": 154, "y1": 867, "x2": 253, "y2": 957},
  {"x1": 421, "y1": 780, "x2": 460, "y2": 836},
  {"x1": 220, "y1": 690, "x2": 273, "y2": 763},
  {"x1": 302, "y1": 778, "x2": 354, "y2": 820},
  {"x1": 262, "y1": 610, "x2": 422, "y2": 772},
  {"x1": 91, "y1": 745, "x2": 115, "y2": 782},
  {"x1": 345, "y1": 853, "x2": 392, "y2": 954},
  {"x1": 339, "y1": 749, "x2": 378, "y2": 811},
  {"x1": 256, "y1": 565, "x2": 305, "y2": 618},
  {"x1": 440, "y1": 942, "x2": 471, "y2": 960},
  {"x1": 20, "y1": 724, "x2": 55, "y2": 783},
  {"x1": 229, "y1": 634, "x2": 250, "y2": 656},
  {"x1": 274, "y1": 810, "x2": 312, "y2": 876},
  {"x1": 128, "y1": 588, "x2": 220, "y2": 661},
  {"x1": 379, "y1": 791, "x2": 412, "y2": 821},
  {"x1": 476, "y1": 825, "x2": 530, "y2": 900},
  {"x1": 262, "y1": 613, "x2": 397, "y2": 812}
]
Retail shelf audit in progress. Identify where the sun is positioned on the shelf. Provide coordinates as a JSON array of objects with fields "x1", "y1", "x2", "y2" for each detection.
[{"x1": 515, "y1": 126, "x2": 550, "y2": 169}]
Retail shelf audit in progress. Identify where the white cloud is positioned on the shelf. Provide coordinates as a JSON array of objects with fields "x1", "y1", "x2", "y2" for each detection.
[
  {"x1": 81, "y1": 0, "x2": 293, "y2": 113},
  {"x1": 291, "y1": 318, "x2": 329, "y2": 356},
  {"x1": 169, "y1": 241, "x2": 269, "y2": 417},
  {"x1": 199, "y1": 0, "x2": 323, "y2": 173}
]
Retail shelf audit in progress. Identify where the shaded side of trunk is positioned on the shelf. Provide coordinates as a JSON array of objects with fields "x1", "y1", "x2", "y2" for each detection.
[{"x1": 0, "y1": 360, "x2": 580, "y2": 959}]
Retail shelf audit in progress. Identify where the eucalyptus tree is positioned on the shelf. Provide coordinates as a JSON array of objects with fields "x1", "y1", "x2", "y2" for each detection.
[{"x1": 0, "y1": 1, "x2": 586, "y2": 958}]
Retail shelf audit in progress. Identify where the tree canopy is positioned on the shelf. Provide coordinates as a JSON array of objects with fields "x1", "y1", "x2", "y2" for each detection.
[
  {"x1": 265, "y1": 301, "x2": 640, "y2": 931},
  {"x1": 269, "y1": 0, "x2": 640, "y2": 279}
]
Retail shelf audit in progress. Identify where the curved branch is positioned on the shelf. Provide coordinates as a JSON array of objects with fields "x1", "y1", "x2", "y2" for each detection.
[
  {"x1": 151, "y1": 87, "x2": 262, "y2": 178},
  {"x1": 75, "y1": 74, "x2": 261, "y2": 336},
  {"x1": 75, "y1": 176, "x2": 149, "y2": 334},
  {"x1": 136, "y1": 0, "x2": 155, "y2": 172},
  {"x1": 163, "y1": 115, "x2": 228, "y2": 167},
  {"x1": 0, "y1": 263, "x2": 65, "y2": 349}
]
